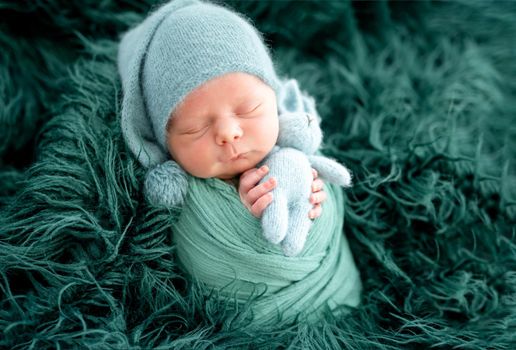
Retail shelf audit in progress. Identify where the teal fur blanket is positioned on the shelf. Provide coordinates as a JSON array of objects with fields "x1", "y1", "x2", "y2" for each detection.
[{"x1": 1, "y1": 0, "x2": 515, "y2": 349}]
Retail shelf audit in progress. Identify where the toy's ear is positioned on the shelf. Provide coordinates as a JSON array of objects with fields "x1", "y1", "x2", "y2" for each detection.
[
  {"x1": 276, "y1": 79, "x2": 322, "y2": 154},
  {"x1": 277, "y1": 79, "x2": 319, "y2": 117},
  {"x1": 278, "y1": 80, "x2": 304, "y2": 114}
]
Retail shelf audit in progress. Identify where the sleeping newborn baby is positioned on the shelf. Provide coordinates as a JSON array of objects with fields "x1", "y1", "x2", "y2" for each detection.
[{"x1": 118, "y1": 0, "x2": 361, "y2": 325}]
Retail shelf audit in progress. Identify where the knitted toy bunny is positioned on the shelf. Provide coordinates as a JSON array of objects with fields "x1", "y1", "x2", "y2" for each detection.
[{"x1": 259, "y1": 80, "x2": 352, "y2": 256}]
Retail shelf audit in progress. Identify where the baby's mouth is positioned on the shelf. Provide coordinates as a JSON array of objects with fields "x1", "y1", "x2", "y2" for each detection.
[{"x1": 229, "y1": 152, "x2": 248, "y2": 161}]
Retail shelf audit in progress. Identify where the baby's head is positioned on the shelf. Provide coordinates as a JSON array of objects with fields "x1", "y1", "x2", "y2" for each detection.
[
  {"x1": 167, "y1": 72, "x2": 278, "y2": 179},
  {"x1": 118, "y1": 0, "x2": 281, "y2": 182}
]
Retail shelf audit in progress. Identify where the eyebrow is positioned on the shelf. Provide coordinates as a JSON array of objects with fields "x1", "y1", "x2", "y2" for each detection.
[{"x1": 237, "y1": 91, "x2": 262, "y2": 104}]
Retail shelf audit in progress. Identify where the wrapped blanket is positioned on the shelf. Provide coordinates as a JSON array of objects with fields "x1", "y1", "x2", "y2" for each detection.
[{"x1": 172, "y1": 176, "x2": 361, "y2": 325}]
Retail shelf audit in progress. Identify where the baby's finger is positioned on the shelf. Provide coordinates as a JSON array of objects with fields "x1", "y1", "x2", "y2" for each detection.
[
  {"x1": 239, "y1": 165, "x2": 269, "y2": 194},
  {"x1": 247, "y1": 177, "x2": 276, "y2": 204},
  {"x1": 250, "y1": 192, "x2": 274, "y2": 218},
  {"x1": 309, "y1": 203, "x2": 322, "y2": 219},
  {"x1": 312, "y1": 168, "x2": 318, "y2": 179},
  {"x1": 310, "y1": 190, "x2": 327, "y2": 205},
  {"x1": 311, "y1": 178, "x2": 324, "y2": 192}
]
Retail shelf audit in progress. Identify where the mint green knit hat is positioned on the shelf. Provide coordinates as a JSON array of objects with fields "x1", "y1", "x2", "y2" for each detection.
[{"x1": 118, "y1": 0, "x2": 281, "y2": 167}]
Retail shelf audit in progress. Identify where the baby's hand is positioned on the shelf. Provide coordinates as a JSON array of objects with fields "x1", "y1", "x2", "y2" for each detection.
[
  {"x1": 309, "y1": 168, "x2": 326, "y2": 219},
  {"x1": 238, "y1": 165, "x2": 277, "y2": 218},
  {"x1": 238, "y1": 166, "x2": 326, "y2": 219}
]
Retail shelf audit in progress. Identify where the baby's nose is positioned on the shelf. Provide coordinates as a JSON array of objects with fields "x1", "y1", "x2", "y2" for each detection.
[{"x1": 215, "y1": 119, "x2": 243, "y2": 145}]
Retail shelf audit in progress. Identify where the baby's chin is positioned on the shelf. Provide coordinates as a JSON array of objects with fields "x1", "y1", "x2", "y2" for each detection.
[{"x1": 215, "y1": 161, "x2": 254, "y2": 180}]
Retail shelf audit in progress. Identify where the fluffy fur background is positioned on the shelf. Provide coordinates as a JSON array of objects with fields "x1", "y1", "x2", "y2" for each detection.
[{"x1": 0, "y1": 0, "x2": 515, "y2": 349}]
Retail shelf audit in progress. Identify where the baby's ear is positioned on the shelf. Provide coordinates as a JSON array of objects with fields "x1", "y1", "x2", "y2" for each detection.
[{"x1": 144, "y1": 161, "x2": 189, "y2": 207}]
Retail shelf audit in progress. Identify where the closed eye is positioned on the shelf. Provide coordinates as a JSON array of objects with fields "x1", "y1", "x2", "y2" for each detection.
[
  {"x1": 238, "y1": 103, "x2": 262, "y2": 117},
  {"x1": 182, "y1": 124, "x2": 209, "y2": 135}
]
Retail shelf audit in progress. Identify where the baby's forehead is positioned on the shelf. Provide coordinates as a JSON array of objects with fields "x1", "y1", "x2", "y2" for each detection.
[{"x1": 171, "y1": 72, "x2": 275, "y2": 119}]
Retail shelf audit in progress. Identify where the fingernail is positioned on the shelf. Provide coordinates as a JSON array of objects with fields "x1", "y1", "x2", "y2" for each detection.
[{"x1": 261, "y1": 165, "x2": 268, "y2": 172}]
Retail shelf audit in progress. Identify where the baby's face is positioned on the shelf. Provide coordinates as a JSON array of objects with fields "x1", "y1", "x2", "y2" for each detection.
[{"x1": 166, "y1": 72, "x2": 279, "y2": 180}]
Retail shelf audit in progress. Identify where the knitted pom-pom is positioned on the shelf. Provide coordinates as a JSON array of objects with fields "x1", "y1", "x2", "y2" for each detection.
[{"x1": 144, "y1": 160, "x2": 189, "y2": 207}]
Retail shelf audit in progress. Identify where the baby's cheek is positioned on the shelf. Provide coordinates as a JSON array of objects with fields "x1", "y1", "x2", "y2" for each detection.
[
  {"x1": 258, "y1": 126, "x2": 278, "y2": 153},
  {"x1": 168, "y1": 139, "x2": 202, "y2": 175},
  {"x1": 182, "y1": 151, "x2": 212, "y2": 178}
]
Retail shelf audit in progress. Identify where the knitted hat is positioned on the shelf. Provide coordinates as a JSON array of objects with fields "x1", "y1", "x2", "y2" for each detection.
[
  {"x1": 118, "y1": 0, "x2": 281, "y2": 206},
  {"x1": 118, "y1": 0, "x2": 280, "y2": 205}
]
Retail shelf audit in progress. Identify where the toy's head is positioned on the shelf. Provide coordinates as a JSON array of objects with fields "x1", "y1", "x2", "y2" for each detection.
[{"x1": 276, "y1": 80, "x2": 323, "y2": 154}]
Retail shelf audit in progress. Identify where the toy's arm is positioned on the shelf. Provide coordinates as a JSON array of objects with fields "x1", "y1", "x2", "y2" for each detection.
[{"x1": 308, "y1": 155, "x2": 352, "y2": 188}]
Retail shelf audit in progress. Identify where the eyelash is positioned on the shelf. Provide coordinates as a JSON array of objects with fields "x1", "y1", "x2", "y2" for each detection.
[
  {"x1": 184, "y1": 125, "x2": 209, "y2": 135},
  {"x1": 239, "y1": 104, "x2": 261, "y2": 118}
]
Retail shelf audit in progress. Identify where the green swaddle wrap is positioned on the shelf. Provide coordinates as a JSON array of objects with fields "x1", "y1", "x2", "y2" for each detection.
[{"x1": 172, "y1": 176, "x2": 362, "y2": 325}]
